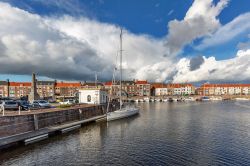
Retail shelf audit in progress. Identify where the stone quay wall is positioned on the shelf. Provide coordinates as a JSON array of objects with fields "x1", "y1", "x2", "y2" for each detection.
[{"x1": 0, "y1": 105, "x2": 106, "y2": 138}]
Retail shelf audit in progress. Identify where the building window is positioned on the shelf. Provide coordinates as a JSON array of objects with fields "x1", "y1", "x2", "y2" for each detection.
[{"x1": 87, "y1": 95, "x2": 91, "y2": 102}]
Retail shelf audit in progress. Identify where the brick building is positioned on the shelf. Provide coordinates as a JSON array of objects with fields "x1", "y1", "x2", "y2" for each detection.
[
  {"x1": 9, "y1": 82, "x2": 31, "y2": 98},
  {"x1": 135, "y1": 80, "x2": 151, "y2": 96},
  {"x1": 55, "y1": 82, "x2": 81, "y2": 99},
  {"x1": 37, "y1": 81, "x2": 56, "y2": 99},
  {"x1": 198, "y1": 83, "x2": 250, "y2": 96},
  {"x1": 104, "y1": 80, "x2": 150, "y2": 97},
  {"x1": 0, "y1": 81, "x2": 8, "y2": 98}
]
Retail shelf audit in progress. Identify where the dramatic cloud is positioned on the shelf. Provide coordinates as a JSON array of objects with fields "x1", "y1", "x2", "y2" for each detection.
[
  {"x1": 0, "y1": 2, "x2": 166, "y2": 81},
  {"x1": 189, "y1": 55, "x2": 205, "y2": 71},
  {"x1": 1, "y1": 0, "x2": 249, "y2": 84},
  {"x1": 173, "y1": 49, "x2": 250, "y2": 83},
  {"x1": 196, "y1": 12, "x2": 250, "y2": 50},
  {"x1": 0, "y1": 2, "x2": 110, "y2": 81},
  {"x1": 165, "y1": 0, "x2": 229, "y2": 56}
]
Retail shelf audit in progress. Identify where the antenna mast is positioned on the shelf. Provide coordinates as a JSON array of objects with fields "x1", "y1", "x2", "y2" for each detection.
[{"x1": 120, "y1": 28, "x2": 123, "y2": 110}]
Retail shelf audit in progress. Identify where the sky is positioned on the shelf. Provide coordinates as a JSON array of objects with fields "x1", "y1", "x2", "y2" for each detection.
[{"x1": 0, "y1": 0, "x2": 249, "y2": 83}]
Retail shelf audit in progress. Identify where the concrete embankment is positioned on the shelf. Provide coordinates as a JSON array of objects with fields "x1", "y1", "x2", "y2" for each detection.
[{"x1": 0, "y1": 104, "x2": 116, "y2": 150}]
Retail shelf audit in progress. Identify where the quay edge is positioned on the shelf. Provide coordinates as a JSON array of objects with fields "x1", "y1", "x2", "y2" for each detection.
[{"x1": 0, "y1": 104, "x2": 115, "y2": 150}]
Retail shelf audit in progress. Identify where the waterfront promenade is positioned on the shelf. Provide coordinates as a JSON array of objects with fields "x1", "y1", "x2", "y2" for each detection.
[{"x1": 0, "y1": 104, "x2": 114, "y2": 150}]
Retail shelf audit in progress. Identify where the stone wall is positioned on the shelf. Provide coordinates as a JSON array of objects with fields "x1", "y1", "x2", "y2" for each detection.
[
  {"x1": 0, "y1": 105, "x2": 106, "y2": 138},
  {"x1": 0, "y1": 115, "x2": 35, "y2": 137}
]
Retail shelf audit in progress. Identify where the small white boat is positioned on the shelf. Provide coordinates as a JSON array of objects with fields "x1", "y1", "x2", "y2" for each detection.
[
  {"x1": 210, "y1": 97, "x2": 223, "y2": 101},
  {"x1": 156, "y1": 98, "x2": 161, "y2": 102},
  {"x1": 139, "y1": 99, "x2": 144, "y2": 102},
  {"x1": 163, "y1": 99, "x2": 168, "y2": 102},
  {"x1": 135, "y1": 99, "x2": 139, "y2": 103},
  {"x1": 173, "y1": 98, "x2": 178, "y2": 102},
  {"x1": 184, "y1": 97, "x2": 195, "y2": 101},
  {"x1": 235, "y1": 98, "x2": 249, "y2": 101},
  {"x1": 107, "y1": 106, "x2": 139, "y2": 121},
  {"x1": 144, "y1": 97, "x2": 150, "y2": 102},
  {"x1": 201, "y1": 96, "x2": 210, "y2": 101}
]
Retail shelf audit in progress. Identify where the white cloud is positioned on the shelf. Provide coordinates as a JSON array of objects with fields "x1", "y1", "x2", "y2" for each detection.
[
  {"x1": 1, "y1": 0, "x2": 249, "y2": 84},
  {"x1": 0, "y1": 2, "x2": 167, "y2": 81},
  {"x1": 0, "y1": 2, "x2": 109, "y2": 80},
  {"x1": 165, "y1": 0, "x2": 229, "y2": 56},
  {"x1": 196, "y1": 12, "x2": 250, "y2": 50},
  {"x1": 173, "y1": 49, "x2": 250, "y2": 83}
]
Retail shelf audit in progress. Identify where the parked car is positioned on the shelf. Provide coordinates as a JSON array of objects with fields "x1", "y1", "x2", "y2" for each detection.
[
  {"x1": 59, "y1": 99, "x2": 75, "y2": 105},
  {"x1": 0, "y1": 100, "x2": 19, "y2": 110},
  {"x1": 16, "y1": 100, "x2": 32, "y2": 110},
  {"x1": 48, "y1": 98, "x2": 57, "y2": 103},
  {"x1": 32, "y1": 100, "x2": 51, "y2": 108}
]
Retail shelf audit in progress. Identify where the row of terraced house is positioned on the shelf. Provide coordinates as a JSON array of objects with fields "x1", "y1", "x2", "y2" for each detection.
[
  {"x1": 197, "y1": 83, "x2": 250, "y2": 96},
  {"x1": 0, "y1": 80, "x2": 102, "y2": 99},
  {"x1": 1, "y1": 79, "x2": 250, "y2": 99}
]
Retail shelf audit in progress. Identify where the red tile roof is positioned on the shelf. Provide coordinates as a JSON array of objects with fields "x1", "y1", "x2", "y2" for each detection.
[
  {"x1": 201, "y1": 84, "x2": 250, "y2": 88},
  {"x1": 151, "y1": 83, "x2": 168, "y2": 88},
  {"x1": 151, "y1": 83, "x2": 194, "y2": 89},
  {"x1": 135, "y1": 80, "x2": 148, "y2": 84},
  {"x1": 9, "y1": 82, "x2": 31, "y2": 86},
  {"x1": 104, "y1": 81, "x2": 113, "y2": 86},
  {"x1": 167, "y1": 83, "x2": 193, "y2": 88},
  {"x1": 55, "y1": 82, "x2": 81, "y2": 88}
]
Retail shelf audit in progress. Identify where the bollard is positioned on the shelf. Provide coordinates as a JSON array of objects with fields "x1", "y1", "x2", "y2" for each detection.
[
  {"x1": 33, "y1": 114, "x2": 39, "y2": 130},
  {"x1": 19, "y1": 106, "x2": 21, "y2": 115}
]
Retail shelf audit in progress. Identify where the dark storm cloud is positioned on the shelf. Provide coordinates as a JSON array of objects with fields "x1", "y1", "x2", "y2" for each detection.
[{"x1": 189, "y1": 55, "x2": 204, "y2": 71}]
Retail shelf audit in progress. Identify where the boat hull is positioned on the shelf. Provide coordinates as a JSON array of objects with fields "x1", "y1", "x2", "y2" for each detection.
[{"x1": 107, "y1": 107, "x2": 139, "y2": 121}]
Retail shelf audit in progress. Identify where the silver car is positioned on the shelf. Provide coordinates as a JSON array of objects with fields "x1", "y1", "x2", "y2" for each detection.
[
  {"x1": 32, "y1": 100, "x2": 51, "y2": 108},
  {"x1": 0, "y1": 100, "x2": 19, "y2": 110}
]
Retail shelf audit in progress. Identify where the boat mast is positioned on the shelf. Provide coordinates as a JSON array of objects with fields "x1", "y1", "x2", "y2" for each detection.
[{"x1": 120, "y1": 28, "x2": 123, "y2": 110}]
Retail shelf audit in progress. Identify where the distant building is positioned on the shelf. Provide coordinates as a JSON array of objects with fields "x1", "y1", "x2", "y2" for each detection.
[
  {"x1": 105, "y1": 80, "x2": 150, "y2": 97},
  {"x1": 151, "y1": 83, "x2": 168, "y2": 96},
  {"x1": 37, "y1": 81, "x2": 55, "y2": 99},
  {"x1": 151, "y1": 83, "x2": 195, "y2": 96},
  {"x1": 0, "y1": 81, "x2": 8, "y2": 98},
  {"x1": 135, "y1": 80, "x2": 151, "y2": 96},
  {"x1": 171, "y1": 84, "x2": 195, "y2": 95},
  {"x1": 9, "y1": 82, "x2": 31, "y2": 99},
  {"x1": 55, "y1": 82, "x2": 81, "y2": 99},
  {"x1": 79, "y1": 88, "x2": 107, "y2": 104},
  {"x1": 81, "y1": 82, "x2": 104, "y2": 89},
  {"x1": 198, "y1": 83, "x2": 250, "y2": 96}
]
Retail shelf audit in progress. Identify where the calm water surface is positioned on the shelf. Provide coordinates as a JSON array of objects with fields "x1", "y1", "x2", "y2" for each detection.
[{"x1": 1, "y1": 101, "x2": 250, "y2": 166}]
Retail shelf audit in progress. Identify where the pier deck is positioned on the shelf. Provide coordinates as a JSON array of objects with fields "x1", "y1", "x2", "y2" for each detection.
[{"x1": 0, "y1": 114, "x2": 106, "y2": 149}]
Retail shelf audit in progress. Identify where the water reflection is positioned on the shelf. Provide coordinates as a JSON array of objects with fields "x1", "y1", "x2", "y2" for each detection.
[{"x1": 1, "y1": 101, "x2": 250, "y2": 165}]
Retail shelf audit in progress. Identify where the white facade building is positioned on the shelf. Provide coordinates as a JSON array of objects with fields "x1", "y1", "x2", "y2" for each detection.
[
  {"x1": 173, "y1": 85, "x2": 195, "y2": 95},
  {"x1": 79, "y1": 88, "x2": 108, "y2": 104},
  {"x1": 155, "y1": 88, "x2": 168, "y2": 96}
]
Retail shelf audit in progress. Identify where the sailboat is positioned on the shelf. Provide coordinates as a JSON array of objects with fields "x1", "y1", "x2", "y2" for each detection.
[{"x1": 107, "y1": 29, "x2": 139, "y2": 121}]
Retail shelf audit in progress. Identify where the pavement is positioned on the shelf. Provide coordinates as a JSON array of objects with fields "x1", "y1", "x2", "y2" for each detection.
[{"x1": 0, "y1": 104, "x2": 98, "y2": 116}]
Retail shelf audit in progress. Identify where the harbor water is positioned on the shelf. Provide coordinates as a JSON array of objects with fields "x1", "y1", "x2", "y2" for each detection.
[{"x1": 1, "y1": 101, "x2": 250, "y2": 165}]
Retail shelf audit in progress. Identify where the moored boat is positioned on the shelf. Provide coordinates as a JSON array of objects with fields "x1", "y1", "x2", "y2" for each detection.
[
  {"x1": 107, "y1": 29, "x2": 140, "y2": 122},
  {"x1": 107, "y1": 106, "x2": 139, "y2": 121}
]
